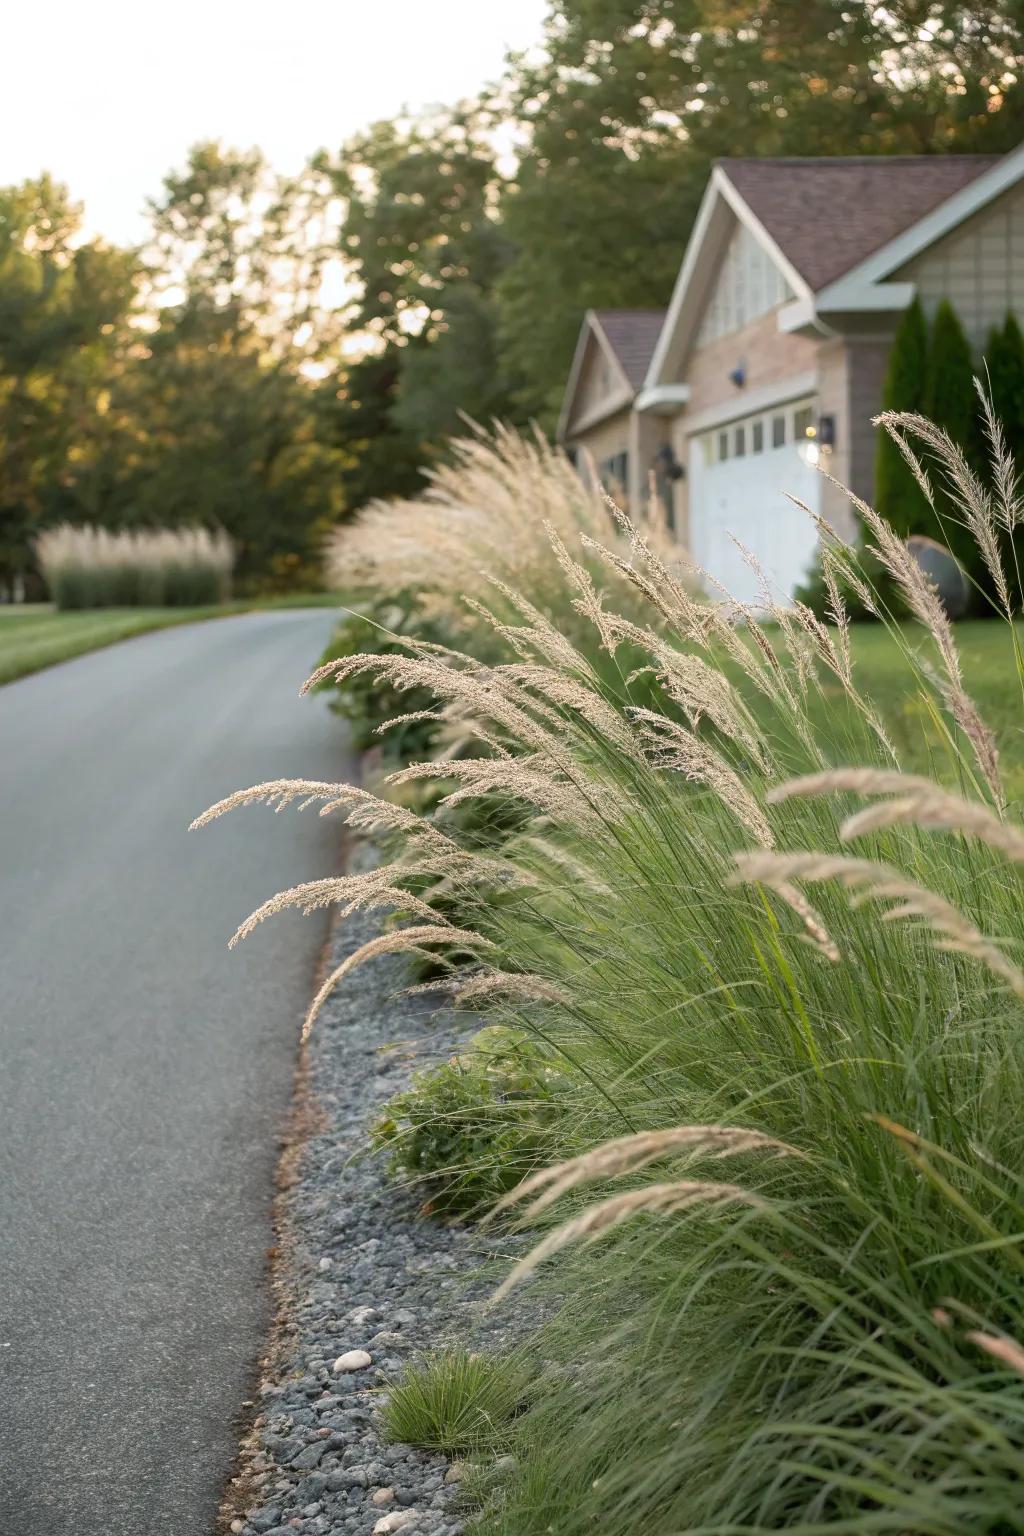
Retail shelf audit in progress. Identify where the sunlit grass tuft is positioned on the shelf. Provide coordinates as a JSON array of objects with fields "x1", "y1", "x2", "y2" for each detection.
[{"x1": 382, "y1": 1350, "x2": 530, "y2": 1454}]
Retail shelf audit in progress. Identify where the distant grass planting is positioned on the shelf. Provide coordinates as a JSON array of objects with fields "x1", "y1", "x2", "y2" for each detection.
[
  {"x1": 199, "y1": 404, "x2": 1024, "y2": 1535},
  {"x1": 36, "y1": 525, "x2": 234, "y2": 610}
]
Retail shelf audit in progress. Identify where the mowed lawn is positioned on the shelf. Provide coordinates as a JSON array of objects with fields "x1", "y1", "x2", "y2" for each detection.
[
  {"x1": 0, "y1": 595, "x2": 345, "y2": 686},
  {"x1": 806, "y1": 620, "x2": 1024, "y2": 802}
]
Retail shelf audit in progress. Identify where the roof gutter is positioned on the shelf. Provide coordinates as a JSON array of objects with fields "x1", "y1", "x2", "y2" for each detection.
[
  {"x1": 778, "y1": 283, "x2": 916, "y2": 337},
  {"x1": 635, "y1": 383, "x2": 690, "y2": 415}
]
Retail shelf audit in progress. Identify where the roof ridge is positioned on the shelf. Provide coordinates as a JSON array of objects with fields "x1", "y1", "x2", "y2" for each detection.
[{"x1": 717, "y1": 153, "x2": 1000, "y2": 167}]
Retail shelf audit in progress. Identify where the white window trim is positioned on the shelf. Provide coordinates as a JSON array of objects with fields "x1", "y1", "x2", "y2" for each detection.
[{"x1": 698, "y1": 397, "x2": 817, "y2": 466}]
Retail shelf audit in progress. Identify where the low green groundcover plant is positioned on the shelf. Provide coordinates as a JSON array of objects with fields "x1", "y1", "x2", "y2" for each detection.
[
  {"x1": 199, "y1": 413, "x2": 1024, "y2": 1535},
  {"x1": 372, "y1": 1028, "x2": 561, "y2": 1218}
]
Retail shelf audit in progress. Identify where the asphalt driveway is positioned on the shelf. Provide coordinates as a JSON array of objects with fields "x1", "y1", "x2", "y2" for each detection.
[{"x1": 0, "y1": 609, "x2": 351, "y2": 1535}]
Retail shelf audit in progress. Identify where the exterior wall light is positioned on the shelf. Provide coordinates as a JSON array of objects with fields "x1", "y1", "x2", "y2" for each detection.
[
  {"x1": 798, "y1": 415, "x2": 835, "y2": 469},
  {"x1": 728, "y1": 363, "x2": 746, "y2": 389},
  {"x1": 656, "y1": 444, "x2": 685, "y2": 482}
]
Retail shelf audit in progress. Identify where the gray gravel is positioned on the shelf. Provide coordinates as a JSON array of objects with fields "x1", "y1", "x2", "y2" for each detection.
[{"x1": 226, "y1": 869, "x2": 526, "y2": 1536}]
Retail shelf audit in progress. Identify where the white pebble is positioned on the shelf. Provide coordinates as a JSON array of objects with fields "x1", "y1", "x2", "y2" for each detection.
[
  {"x1": 349, "y1": 1305, "x2": 379, "y2": 1325},
  {"x1": 333, "y1": 1349, "x2": 372, "y2": 1373},
  {"x1": 372, "y1": 1486, "x2": 396, "y2": 1506},
  {"x1": 373, "y1": 1512, "x2": 419, "y2": 1534},
  {"x1": 318, "y1": 1257, "x2": 332, "y2": 1272},
  {"x1": 444, "y1": 1462, "x2": 464, "y2": 1484}
]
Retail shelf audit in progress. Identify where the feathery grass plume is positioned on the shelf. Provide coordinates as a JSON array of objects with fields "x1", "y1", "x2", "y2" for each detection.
[
  {"x1": 875, "y1": 405, "x2": 1012, "y2": 618},
  {"x1": 768, "y1": 879, "x2": 842, "y2": 961},
  {"x1": 479, "y1": 575, "x2": 612, "y2": 678},
  {"x1": 821, "y1": 468, "x2": 1004, "y2": 808},
  {"x1": 229, "y1": 867, "x2": 446, "y2": 948},
  {"x1": 491, "y1": 1180, "x2": 765, "y2": 1302},
  {"x1": 387, "y1": 757, "x2": 621, "y2": 836},
  {"x1": 607, "y1": 614, "x2": 772, "y2": 770},
  {"x1": 770, "y1": 767, "x2": 1024, "y2": 855},
  {"x1": 303, "y1": 650, "x2": 565, "y2": 758},
  {"x1": 975, "y1": 378, "x2": 1023, "y2": 537},
  {"x1": 36, "y1": 523, "x2": 233, "y2": 609},
  {"x1": 452, "y1": 969, "x2": 574, "y2": 1007},
  {"x1": 494, "y1": 662, "x2": 639, "y2": 755},
  {"x1": 596, "y1": 492, "x2": 708, "y2": 638},
  {"x1": 785, "y1": 567, "x2": 896, "y2": 757},
  {"x1": 303, "y1": 923, "x2": 494, "y2": 1038},
  {"x1": 489, "y1": 1124, "x2": 800, "y2": 1225},
  {"x1": 323, "y1": 422, "x2": 677, "y2": 630},
  {"x1": 630, "y1": 707, "x2": 774, "y2": 846},
  {"x1": 191, "y1": 777, "x2": 457, "y2": 850},
  {"x1": 543, "y1": 520, "x2": 620, "y2": 652},
  {"x1": 731, "y1": 850, "x2": 1024, "y2": 998},
  {"x1": 966, "y1": 1330, "x2": 1024, "y2": 1377}
]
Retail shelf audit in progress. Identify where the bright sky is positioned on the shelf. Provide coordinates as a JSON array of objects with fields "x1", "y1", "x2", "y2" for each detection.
[{"x1": 0, "y1": 0, "x2": 550, "y2": 245}]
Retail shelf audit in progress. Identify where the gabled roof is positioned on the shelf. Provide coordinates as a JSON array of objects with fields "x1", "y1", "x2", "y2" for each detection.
[
  {"x1": 721, "y1": 155, "x2": 1000, "y2": 293},
  {"x1": 558, "y1": 308, "x2": 666, "y2": 439},
  {"x1": 592, "y1": 309, "x2": 667, "y2": 390},
  {"x1": 645, "y1": 144, "x2": 1024, "y2": 392}
]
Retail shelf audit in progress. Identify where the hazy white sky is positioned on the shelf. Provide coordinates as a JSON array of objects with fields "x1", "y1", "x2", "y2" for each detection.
[{"x1": 0, "y1": 0, "x2": 550, "y2": 245}]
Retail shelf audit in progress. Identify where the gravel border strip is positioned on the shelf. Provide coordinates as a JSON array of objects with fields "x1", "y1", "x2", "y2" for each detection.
[{"x1": 220, "y1": 852, "x2": 523, "y2": 1536}]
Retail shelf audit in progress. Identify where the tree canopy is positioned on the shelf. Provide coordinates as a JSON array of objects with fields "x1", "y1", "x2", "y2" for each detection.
[{"x1": 3, "y1": 1, "x2": 1023, "y2": 595}]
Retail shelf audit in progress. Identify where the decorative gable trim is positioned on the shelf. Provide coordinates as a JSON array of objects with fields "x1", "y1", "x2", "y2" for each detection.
[{"x1": 645, "y1": 167, "x2": 813, "y2": 390}]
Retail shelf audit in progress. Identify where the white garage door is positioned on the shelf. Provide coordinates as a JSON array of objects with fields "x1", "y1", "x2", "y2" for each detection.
[{"x1": 688, "y1": 399, "x2": 823, "y2": 608}]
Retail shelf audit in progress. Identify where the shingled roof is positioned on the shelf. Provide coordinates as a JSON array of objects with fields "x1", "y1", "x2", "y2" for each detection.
[
  {"x1": 720, "y1": 155, "x2": 1001, "y2": 292},
  {"x1": 592, "y1": 309, "x2": 667, "y2": 390}
]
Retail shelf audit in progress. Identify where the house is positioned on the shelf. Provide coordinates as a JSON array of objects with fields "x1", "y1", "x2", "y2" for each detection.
[
  {"x1": 560, "y1": 146, "x2": 1024, "y2": 605},
  {"x1": 557, "y1": 309, "x2": 667, "y2": 515}
]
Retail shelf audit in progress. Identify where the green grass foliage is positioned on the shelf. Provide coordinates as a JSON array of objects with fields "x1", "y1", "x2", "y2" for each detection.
[
  {"x1": 212, "y1": 417, "x2": 1024, "y2": 1534},
  {"x1": 382, "y1": 1350, "x2": 530, "y2": 1455},
  {"x1": 372, "y1": 1027, "x2": 562, "y2": 1218}
]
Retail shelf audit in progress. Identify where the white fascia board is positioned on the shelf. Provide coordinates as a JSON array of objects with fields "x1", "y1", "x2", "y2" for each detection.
[
  {"x1": 557, "y1": 311, "x2": 633, "y2": 441},
  {"x1": 778, "y1": 283, "x2": 916, "y2": 334},
  {"x1": 644, "y1": 173, "x2": 723, "y2": 388},
  {"x1": 564, "y1": 388, "x2": 636, "y2": 439},
  {"x1": 813, "y1": 143, "x2": 1024, "y2": 312},
  {"x1": 817, "y1": 281, "x2": 917, "y2": 316},
  {"x1": 556, "y1": 312, "x2": 598, "y2": 441},
  {"x1": 635, "y1": 383, "x2": 690, "y2": 414}
]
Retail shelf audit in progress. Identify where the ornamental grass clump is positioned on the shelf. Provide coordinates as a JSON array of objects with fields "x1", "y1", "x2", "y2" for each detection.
[
  {"x1": 36, "y1": 524, "x2": 233, "y2": 609},
  {"x1": 198, "y1": 395, "x2": 1024, "y2": 1533}
]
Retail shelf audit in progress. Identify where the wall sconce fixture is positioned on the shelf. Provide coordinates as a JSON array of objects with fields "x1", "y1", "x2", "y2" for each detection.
[
  {"x1": 728, "y1": 363, "x2": 746, "y2": 389},
  {"x1": 656, "y1": 444, "x2": 685, "y2": 482}
]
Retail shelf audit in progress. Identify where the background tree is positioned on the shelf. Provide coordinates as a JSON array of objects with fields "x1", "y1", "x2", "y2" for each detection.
[
  {"x1": 924, "y1": 299, "x2": 986, "y2": 576},
  {"x1": 0, "y1": 177, "x2": 135, "y2": 596},
  {"x1": 79, "y1": 144, "x2": 350, "y2": 589},
  {"x1": 317, "y1": 108, "x2": 525, "y2": 504}
]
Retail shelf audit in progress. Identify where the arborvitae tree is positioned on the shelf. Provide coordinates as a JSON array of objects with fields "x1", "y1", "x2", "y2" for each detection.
[
  {"x1": 984, "y1": 312, "x2": 1024, "y2": 465},
  {"x1": 875, "y1": 296, "x2": 929, "y2": 536},
  {"x1": 924, "y1": 298, "x2": 984, "y2": 576}
]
